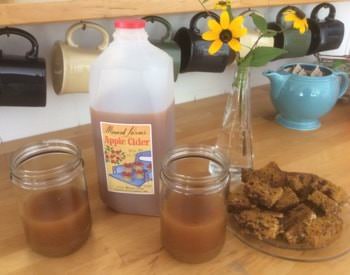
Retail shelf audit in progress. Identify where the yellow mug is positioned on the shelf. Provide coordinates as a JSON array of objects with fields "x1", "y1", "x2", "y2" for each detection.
[{"x1": 51, "y1": 22, "x2": 110, "y2": 94}]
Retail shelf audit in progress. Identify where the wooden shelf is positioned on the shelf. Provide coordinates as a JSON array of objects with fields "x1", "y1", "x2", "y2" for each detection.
[{"x1": 0, "y1": 0, "x2": 343, "y2": 26}]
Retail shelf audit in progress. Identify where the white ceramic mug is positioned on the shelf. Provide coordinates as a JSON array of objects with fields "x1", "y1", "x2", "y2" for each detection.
[
  {"x1": 238, "y1": 10, "x2": 274, "y2": 58},
  {"x1": 51, "y1": 22, "x2": 110, "y2": 94},
  {"x1": 240, "y1": 31, "x2": 274, "y2": 58}
]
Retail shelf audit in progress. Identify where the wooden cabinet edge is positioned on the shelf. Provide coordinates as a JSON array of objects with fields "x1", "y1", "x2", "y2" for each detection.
[{"x1": 0, "y1": 0, "x2": 343, "y2": 26}]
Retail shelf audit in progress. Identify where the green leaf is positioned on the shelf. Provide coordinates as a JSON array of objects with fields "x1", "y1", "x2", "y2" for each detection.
[
  {"x1": 263, "y1": 29, "x2": 277, "y2": 37},
  {"x1": 333, "y1": 60, "x2": 346, "y2": 68},
  {"x1": 249, "y1": 47, "x2": 287, "y2": 67},
  {"x1": 238, "y1": 54, "x2": 253, "y2": 69},
  {"x1": 251, "y1": 13, "x2": 267, "y2": 33}
]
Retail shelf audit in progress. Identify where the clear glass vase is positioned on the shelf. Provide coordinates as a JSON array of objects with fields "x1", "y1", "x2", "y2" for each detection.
[{"x1": 215, "y1": 65, "x2": 254, "y2": 182}]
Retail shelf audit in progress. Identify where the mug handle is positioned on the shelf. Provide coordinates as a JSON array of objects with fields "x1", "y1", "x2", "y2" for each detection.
[
  {"x1": 276, "y1": 5, "x2": 304, "y2": 28},
  {"x1": 143, "y1": 16, "x2": 172, "y2": 42},
  {"x1": 190, "y1": 11, "x2": 219, "y2": 34},
  {"x1": 240, "y1": 9, "x2": 265, "y2": 18},
  {"x1": 0, "y1": 27, "x2": 39, "y2": 59},
  {"x1": 335, "y1": 71, "x2": 349, "y2": 98},
  {"x1": 311, "y1": 2, "x2": 336, "y2": 22},
  {"x1": 66, "y1": 21, "x2": 110, "y2": 51}
]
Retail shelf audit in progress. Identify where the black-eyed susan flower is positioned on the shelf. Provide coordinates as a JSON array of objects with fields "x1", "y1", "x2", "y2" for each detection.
[
  {"x1": 214, "y1": 0, "x2": 231, "y2": 10},
  {"x1": 283, "y1": 9, "x2": 309, "y2": 34},
  {"x1": 202, "y1": 11, "x2": 247, "y2": 55}
]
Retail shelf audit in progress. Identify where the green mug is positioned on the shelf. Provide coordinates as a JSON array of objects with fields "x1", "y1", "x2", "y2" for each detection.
[
  {"x1": 268, "y1": 6, "x2": 312, "y2": 59},
  {"x1": 143, "y1": 16, "x2": 181, "y2": 81}
]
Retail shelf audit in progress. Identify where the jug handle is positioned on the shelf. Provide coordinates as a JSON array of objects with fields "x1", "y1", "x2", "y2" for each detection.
[
  {"x1": 335, "y1": 71, "x2": 349, "y2": 98},
  {"x1": 66, "y1": 21, "x2": 110, "y2": 51}
]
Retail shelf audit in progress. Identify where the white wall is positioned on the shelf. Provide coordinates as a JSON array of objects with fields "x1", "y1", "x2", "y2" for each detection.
[{"x1": 0, "y1": 2, "x2": 349, "y2": 142}]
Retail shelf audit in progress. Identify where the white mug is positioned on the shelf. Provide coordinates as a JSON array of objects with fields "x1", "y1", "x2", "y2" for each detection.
[
  {"x1": 240, "y1": 31, "x2": 274, "y2": 58},
  {"x1": 238, "y1": 10, "x2": 274, "y2": 58}
]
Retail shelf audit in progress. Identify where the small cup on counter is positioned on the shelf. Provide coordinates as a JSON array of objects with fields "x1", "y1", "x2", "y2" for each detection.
[
  {"x1": 10, "y1": 139, "x2": 92, "y2": 257},
  {"x1": 160, "y1": 145, "x2": 230, "y2": 263}
]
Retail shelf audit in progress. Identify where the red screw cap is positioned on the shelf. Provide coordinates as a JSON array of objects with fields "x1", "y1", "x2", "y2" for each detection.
[{"x1": 114, "y1": 19, "x2": 146, "y2": 29}]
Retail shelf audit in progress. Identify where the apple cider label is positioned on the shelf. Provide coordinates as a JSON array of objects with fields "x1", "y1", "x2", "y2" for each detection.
[{"x1": 100, "y1": 122, "x2": 154, "y2": 195}]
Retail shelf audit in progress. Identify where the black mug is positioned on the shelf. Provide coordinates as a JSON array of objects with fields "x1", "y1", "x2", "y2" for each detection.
[
  {"x1": 307, "y1": 2, "x2": 344, "y2": 55},
  {"x1": 174, "y1": 12, "x2": 235, "y2": 73},
  {"x1": 0, "y1": 27, "x2": 46, "y2": 107}
]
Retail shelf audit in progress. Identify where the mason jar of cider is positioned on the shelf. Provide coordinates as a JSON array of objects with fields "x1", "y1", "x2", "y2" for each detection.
[
  {"x1": 160, "y1": 145, "x2": 230, "y2": 263},
  {"x1": 10, "y1": 139, "x2": 92, "y2": 257}
]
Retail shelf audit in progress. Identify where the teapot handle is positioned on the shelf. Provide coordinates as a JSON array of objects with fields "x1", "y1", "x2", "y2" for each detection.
[{"x1": 334, "y1": 71, "x2": 349, "y2": 98}]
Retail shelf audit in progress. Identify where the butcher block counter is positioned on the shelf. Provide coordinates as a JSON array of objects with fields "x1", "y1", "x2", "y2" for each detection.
[{"x1": 1, "y1": 85, "x2": 350, "y2": 275}]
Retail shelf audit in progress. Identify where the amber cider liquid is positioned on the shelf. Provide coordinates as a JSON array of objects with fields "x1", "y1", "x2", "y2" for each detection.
[
  {"x1": 90, "y1": 105, "x2": 175, "y2": 216},
  {"x1": 21, "y1": 185, "x2": 91, "y2": 257},
  {"x1": 161, "y1": 191, "x2": 227, "y2": 263}
]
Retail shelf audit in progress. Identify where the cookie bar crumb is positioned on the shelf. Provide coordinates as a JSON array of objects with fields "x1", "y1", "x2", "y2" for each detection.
[
  {"x1": 234, "y1": 209, "x2": 283, "y2": 240},
  {"x1": 308, "y1": 190, "x2": 340, "y2": 215},
  {"x1": 305, "y1": 215, "x2": 343, "y2": 248},
  {"x1": 244, "y1": 176, "x2": 283, "y2": 208},
  {"x1": 274, "y1": 187, "x2": 300, "y2": 211}
]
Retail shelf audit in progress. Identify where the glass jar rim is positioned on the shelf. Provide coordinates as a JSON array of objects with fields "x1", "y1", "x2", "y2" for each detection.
[
  {"x1": 161, "y1": 145, "x2": 230, "y2": 193},
  {"x1": 10, "y1": 139, "x2": 83, "y2": 190}
]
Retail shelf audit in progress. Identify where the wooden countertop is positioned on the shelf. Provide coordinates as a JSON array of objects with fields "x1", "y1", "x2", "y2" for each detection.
[{"x1": 1, "y1": 85, "x2": 350, "y2": 274}]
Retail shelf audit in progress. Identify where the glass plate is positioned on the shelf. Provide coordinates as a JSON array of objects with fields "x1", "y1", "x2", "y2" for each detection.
[{"x1": 228, "y1": 204, "x2": 350, "y2": 262}]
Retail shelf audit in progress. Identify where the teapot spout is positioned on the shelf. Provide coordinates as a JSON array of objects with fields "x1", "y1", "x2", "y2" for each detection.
[{"x1": 263, "y1": 70, "x2": 289, "y2": 100}]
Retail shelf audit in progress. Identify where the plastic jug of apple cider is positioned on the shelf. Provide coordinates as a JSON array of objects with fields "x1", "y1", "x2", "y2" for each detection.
[{"x1": 89, "y1": 19, "x2": 175, "y2": 216}]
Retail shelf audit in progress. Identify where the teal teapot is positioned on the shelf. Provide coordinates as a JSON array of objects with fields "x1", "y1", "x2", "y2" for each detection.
[{"x1": 263, "y1": 63, "x2": 349, "y2": 131}]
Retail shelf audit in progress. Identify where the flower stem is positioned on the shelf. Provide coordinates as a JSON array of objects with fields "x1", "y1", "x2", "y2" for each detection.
[
  {"x1": 233, "y1": 65, "x2": 249, "y2": 126},
  {"x1": 198, "y1": 0, "x2": 212, "y2": 17}
]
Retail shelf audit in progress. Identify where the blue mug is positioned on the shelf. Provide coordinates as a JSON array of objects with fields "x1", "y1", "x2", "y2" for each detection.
[{"x1": 263, "y1": 63, "x2": 349, "y2": 131}]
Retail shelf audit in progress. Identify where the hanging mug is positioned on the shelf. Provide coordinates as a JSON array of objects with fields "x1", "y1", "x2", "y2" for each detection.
[
  {"x1": 174, "y1": 12, "x2": 235, "y2": 73},
  {"x1": 51, "y1": 21, "x2": 110, "y2": 94},
  {"x1": 0, "y1": 27, "x2": 46, "y2": 107},
  {"x1": 143, "y1": 16, "x2": 181, "y2": 81},
  {"x1": 307, "y1": 2, "x2": 344, "y2": 55},
  {"x1": 268, "y1": 6, "x2": 312, "y2": 59},
  {"x1": 239, "y1": 10, "x2": 274, "y2": 58}
]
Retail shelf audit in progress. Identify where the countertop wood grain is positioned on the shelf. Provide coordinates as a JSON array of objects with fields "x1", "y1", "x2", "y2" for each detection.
[{"x1": 1, "y1": 85, "x2": 350, "y2": 275}]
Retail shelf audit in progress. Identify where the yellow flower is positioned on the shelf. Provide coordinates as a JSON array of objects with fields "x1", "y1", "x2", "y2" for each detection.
[
  {"x1": 214, "y1": 0, "x2": 231, "y2": 10},
  {"x1": 202, "y1": 11, "x2": 247, "y2": 55},
  {"x1": 283, "y1": 9, "x2": 309, "y2": 34}
]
